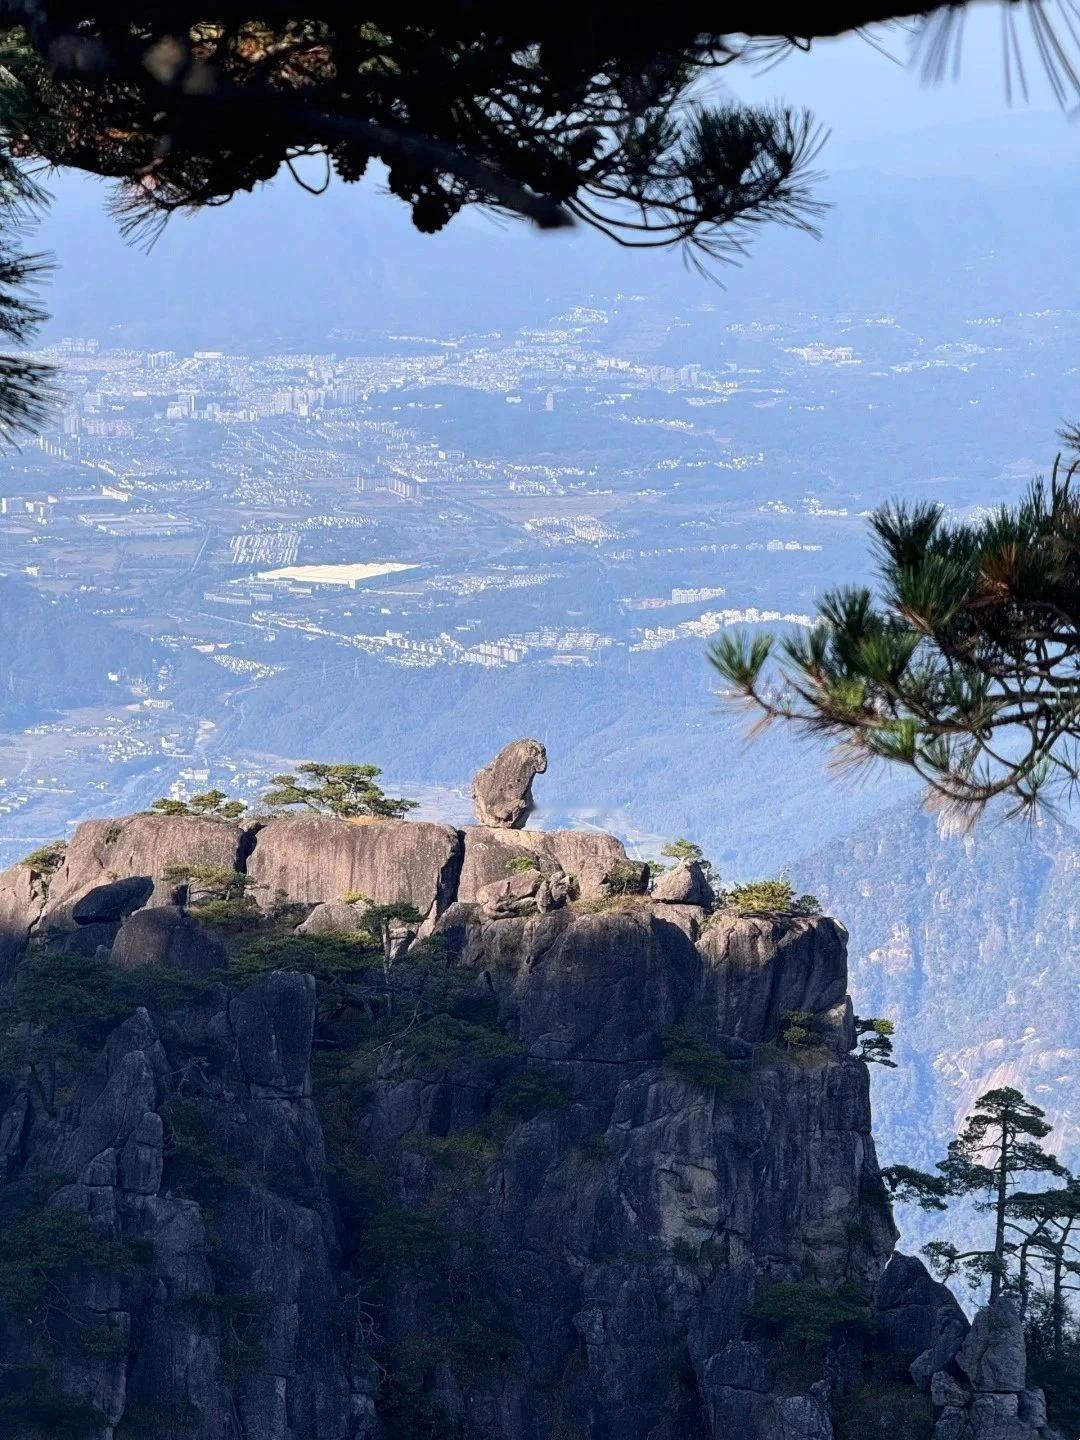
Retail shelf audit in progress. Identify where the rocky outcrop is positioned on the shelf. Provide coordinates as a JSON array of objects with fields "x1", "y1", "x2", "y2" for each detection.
[
  {"x1": 475, "y1": 864, "x2": 570, "y2": 919},
  {"x1": 246, "y1": 813, "x2": 461, "y2": 922},
  {"x1": 295, "y1": 898, "x2": 368, "y2": 935},
  {"x1": 472, "y1": 737, "x2": 547, "y2": 828},
  {"x1": 0, "y1": 859, "x2": 47, "y2": 978},
  {"x1": 0, "y1": 806, "x2": 1047, "y2": 1440},
  {"x1": 653, "y1": 858, "x2": 715, "y2": 907},
  {"x1": 874, "y1": 1252, "x2": 969, "y2": 1377},
  {"x1": 40, "y1": 813, "x2": 246, "y2": 929},
  {"x1": 928, "y1": 1301, "x2": 1052, "y2": 1440},
  {"x1": 872, "y1": 1260, "x2": 1058, "y2": 1440},
  {"x1": 111, "y1": 905, "x2": 228, "y2": 974},
  {"x1": 458, "y1": 824, "x2": 646, "y2": 902},
  {"x1": 699, "y1": 912, "x2": 850, "y2": 1046}
]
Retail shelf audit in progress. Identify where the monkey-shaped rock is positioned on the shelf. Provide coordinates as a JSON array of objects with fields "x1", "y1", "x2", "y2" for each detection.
[{"x1": 472, "y1": 738, "x2": 547, "y2": 829}]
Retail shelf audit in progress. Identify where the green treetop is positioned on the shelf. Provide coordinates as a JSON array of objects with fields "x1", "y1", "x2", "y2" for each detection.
[
  {"x1": 262, "y1": 763, "x2": 417, "y2": 820},
  {"x1": 661, "y1": 838, "x2": 715, "y2": 881}
]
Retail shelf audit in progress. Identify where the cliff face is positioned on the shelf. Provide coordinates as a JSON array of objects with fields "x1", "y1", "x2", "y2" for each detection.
[{"x1": 0, "y1": 813, "x2": 1055, "y2": 1440}]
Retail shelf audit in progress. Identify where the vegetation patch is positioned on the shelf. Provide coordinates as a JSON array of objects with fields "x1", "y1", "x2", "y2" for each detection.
[
  {"x1": 0, "y1": 1377, "x2": 107, "y2": 1440},
  {"x1": 0, "y1": 1206, "x2": 148, "y2": 1316},
  {"x1": 162, "y1": 1096, "x2": 246, "y2": 1194},
  {"x1": 360, "y1": 1204, "x2": 448, "y2": 1268},
  {"x1": 18, "y1": 840, "x2": 66, "y2": 876},
  {"x1": 162, "y1": 862, "x2": 260, "y2": 929},
  {"x1": 401, "y1": 1014, "x2": 523, "y2": 1068},
  {"x1": 233, "y1": 931, "x2": 377, "y2": 981},
  {"x1": 717, "y1": 878, "x2": 821, "y2": 915},
  {"x1": 499, "y1": 1070, "x2": 570, "y2": 1120},
  {"x1": 505, "y1": 855, "x2": 541, "y2": 875},
  {"x1": 749, "y1": 1281, "x2": 872, "y2": 1344},
  {"x1": 833, "y1": 1376, "x2": 934, "y2": 1440},
  {"x1": 263, "y1": 762, "x2": 415, "y2": 819},
  {"x1": 150, "y1": 789, "x2": 246, "y2": 820},
  {"x1": 662, "y1": 1027, "x2": 731, "y2": 1090},
  {"x1": 2, "y1": 949, "x2": 212, "y2": 1073},
  {"x1": 418, "y1": 1128, "x2": 500, "y2": 1174},
  {"x1": 604, "y1": 859, "x2": 647, "y2": 896}
]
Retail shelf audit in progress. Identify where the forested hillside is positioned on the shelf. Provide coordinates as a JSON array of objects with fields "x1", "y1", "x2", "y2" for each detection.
[{"x1": 797, "y1": 805, "x2": 1079, "y2": 1174}]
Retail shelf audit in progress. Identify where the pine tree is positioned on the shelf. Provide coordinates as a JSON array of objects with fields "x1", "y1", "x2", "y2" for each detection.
[
  {"x1": 262, "y1": 763, "x2": 416, "y2": 820},
  {"x1": 884, "y1": 1087, "x2": 1066, "y2": 1302},
  {"x1": 712, "y1": 443, "x2": 1080, "y2": 822}
]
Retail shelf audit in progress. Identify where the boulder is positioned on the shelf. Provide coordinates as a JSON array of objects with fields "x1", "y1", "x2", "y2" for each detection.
[
  {"x1": 56, "y1": 920, "x2": 121, "y2": 957},
  {"x1": 956, "y1": 1302, "x2": 1026, "y2": 1394},
  {"x1": 246, "y1": 815, "x2": 462, "y2": 923},
  {"x1": 699, "y1": 912, "x2": 849, "y2": 1046},
  {"x1": 41, "y1": 814, "x2": 246, "y2": 929},
  {"x1": 118, "y1": 1110, "x2": 164, "y2": 1195},
  {"x1": 476, "y1": 866, "x2": 570, "y2": 920},
  {"x1": 72, "y1": 875, "x2": 154, "y2": 924},
  {"x1": 472, "y1": 738, "x2": 547, "y2": 828},
  {"x1": 111, "y1": 906, "x2": 227, "y2": 975},
  {"x1": 295, "y1": 900, "x2": 368, "y2": 936},
  {"x1": 760, "y1": 1393, "x2": 834, "y2": 1440},
  {"x1": 966, "y1": 1392, "x2": 1021, "y2": 1439},
  {"x1": 651, "y1": 859, "x2": 714, "y2": 907},
  {"x1": 458, "y1": 826, "x2": 645, "y2": 904}
]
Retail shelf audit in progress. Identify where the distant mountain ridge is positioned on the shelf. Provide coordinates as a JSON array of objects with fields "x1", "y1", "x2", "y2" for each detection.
[{"x1": 796, "y1": 802, "x2": 1080, "y2": 1173}]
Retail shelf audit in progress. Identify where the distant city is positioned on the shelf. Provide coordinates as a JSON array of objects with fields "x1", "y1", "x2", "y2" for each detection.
[{"x1": 0, "y1": 289, "x2": 1074, "y2": 864}]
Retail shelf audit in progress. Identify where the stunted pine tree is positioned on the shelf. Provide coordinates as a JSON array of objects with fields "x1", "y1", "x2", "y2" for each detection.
[
  {"x1": 150, "y1": 789, "x2": 246, "y2": 820},
  {"x1": 263, "y1": 763, "x2": 416, "y2": 820}
]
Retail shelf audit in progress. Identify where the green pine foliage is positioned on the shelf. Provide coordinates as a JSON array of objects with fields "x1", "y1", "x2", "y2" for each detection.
[
  {"x1": 660, "y1": 838, "x2": 716, "y2": 881},
  {"x1": 402, "y1": 1015, "x2": 523, "y2": 1069},
  {"x1": 884, "y1": 1087, "x2": 1071, "y2": 1306},
  {"x1": 499, "y1": 1071, "x2": 570, "y2": 1120},
  {"x1": 854, "y1": 1016, "x2": 897, "y2": 1067},
  {"x1": 262, "y1": 762, "x2": 416, "y2": 819},
  {"x1": 712, "y1": 443, "x2": 1080, "y2": 821},
  {"x1": 233, "y1": 931, "x2": 376, "y2": 980},
  {"x1": 505, "y1": 855, "x2": 541, "y2": 875},
  {"x1": 149, "y1": 789, "x2": 246, "y2": 819},
  {"x1": 718, "y1": 878, "x2": 821, "y2": 915},
  {"x1": 0, "y1": 948, "x2": 212, "y2": 1073},
  {"x1": 162, "y1": 861, "x2": 259, "y2": 928},
  {"x1": 604, "y1": 859, "x2": 647, "y2": 896},
  {"x1": 0, "y1": 1206, "x2": 148, "y2": 1315}
]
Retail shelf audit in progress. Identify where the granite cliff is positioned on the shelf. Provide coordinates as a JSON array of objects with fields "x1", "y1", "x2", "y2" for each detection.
[{"x1": 0, "y1": 778, "x2": 1061, "y2": 1440}]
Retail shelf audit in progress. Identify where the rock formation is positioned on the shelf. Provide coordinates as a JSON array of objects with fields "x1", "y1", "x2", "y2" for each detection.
[
  {"x1": 472, "y1": 737, "x2": 547, "y2": 828},
  {"x1": 0, "y1": 806, "x2": 1064, "y2": 1440},
  {"x1": 652, "y1": 857, "x2": 715, "y2": 907}
]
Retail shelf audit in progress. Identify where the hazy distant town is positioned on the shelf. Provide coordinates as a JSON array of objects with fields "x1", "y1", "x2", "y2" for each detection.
[{"x1": 0, "y1": 291, "x2": 1074, "y2": 861}]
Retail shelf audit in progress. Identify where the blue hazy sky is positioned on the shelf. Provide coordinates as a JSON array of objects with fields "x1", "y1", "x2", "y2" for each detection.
[{"x1": 735, "y1": 14, "x2": 1073, "y2": 173}]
